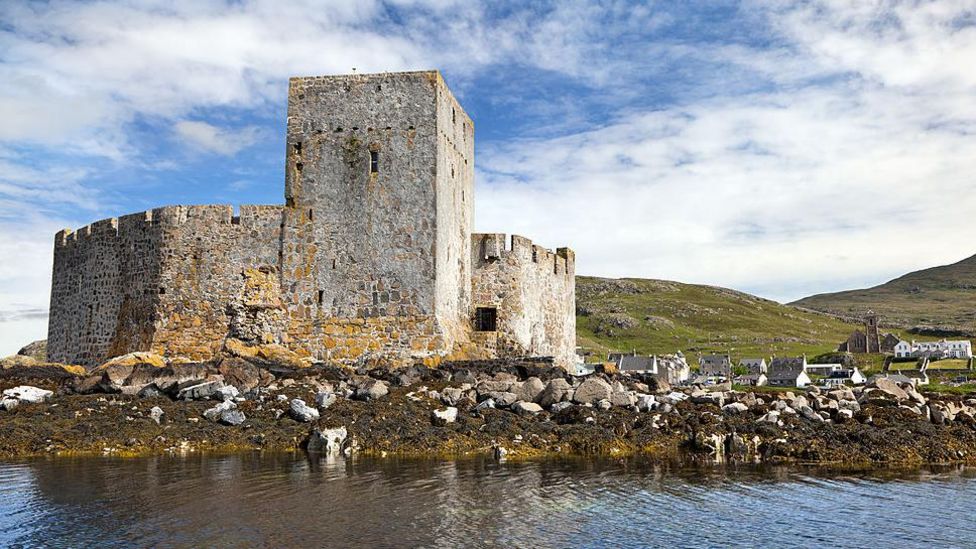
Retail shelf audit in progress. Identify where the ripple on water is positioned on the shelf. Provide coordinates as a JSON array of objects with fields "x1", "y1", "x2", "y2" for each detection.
[{"x1": 2, "y1": 456, "x2": 976, "y2": 548}]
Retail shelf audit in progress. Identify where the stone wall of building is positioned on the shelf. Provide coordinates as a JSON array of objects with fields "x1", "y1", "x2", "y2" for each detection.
[
  {"x1": 148, "y1": 205, "x2": 283, "y2": 361},
  {"x1": 48, "y1": 205, "x2": 282, "y2": 367},
  {"x1": 48, "y1": 70, "x2": 577, "y2": 370},
  {"x1": 470, "y1": 233, "x2": 576, "y2": 368}
]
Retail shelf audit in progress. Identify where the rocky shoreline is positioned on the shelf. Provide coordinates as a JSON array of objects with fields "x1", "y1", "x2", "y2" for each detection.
[{"x1": 3, "y1": 349, "x2": 976, "y2": 464}]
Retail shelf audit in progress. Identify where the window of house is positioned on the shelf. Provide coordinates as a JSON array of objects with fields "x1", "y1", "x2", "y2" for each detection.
[
  {"x1": 474, "y1": 307, "x2": 497, "y2": 332},
  {"x1": 370, "y1": 151, "x2": 379, "y2": 174}
]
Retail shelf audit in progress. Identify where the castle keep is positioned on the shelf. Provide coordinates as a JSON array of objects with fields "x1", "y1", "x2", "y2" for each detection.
[{"x1": 47, "y1": 71, "x2": 576, "y2": 369}]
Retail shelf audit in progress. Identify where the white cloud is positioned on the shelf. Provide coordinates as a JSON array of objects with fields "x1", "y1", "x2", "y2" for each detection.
[{"x1": 174, "y1": 120, "x2": 263, "y2": 156}]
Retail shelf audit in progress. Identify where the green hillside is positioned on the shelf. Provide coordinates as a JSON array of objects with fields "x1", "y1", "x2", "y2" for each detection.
[
  {"x1": 791, "y1": 254, "x2": 976, "y2": 333},
  {"x1": 576, "y1": 276, "x2": 862, "y2": 363}
]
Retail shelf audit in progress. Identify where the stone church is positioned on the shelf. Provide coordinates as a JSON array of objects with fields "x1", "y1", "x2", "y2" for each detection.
[{"x1": 47, "y1": 71, "x2": 576, "y2": 369}]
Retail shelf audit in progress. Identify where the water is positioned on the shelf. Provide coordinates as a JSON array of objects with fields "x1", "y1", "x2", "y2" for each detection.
[{"x1": 1, "y1": 454, "x2": 975, "y2": 548}]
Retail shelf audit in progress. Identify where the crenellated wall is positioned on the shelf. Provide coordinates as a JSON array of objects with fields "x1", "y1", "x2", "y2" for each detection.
[
  {"x1": 48, "y1": 70, "x2": 577, "y2": 370},
  {"x1": 470, "y1": 233, "x2": 576, "y2": 368},
  {"x1": 49, "y1": 204, "x2": 283, "y2": 367}
]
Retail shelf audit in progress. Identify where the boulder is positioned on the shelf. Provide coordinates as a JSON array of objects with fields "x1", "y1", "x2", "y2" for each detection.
[
  {"x1": 149, "y1": 406, "x2": 164, "y2": 425},
  {"x1": 904, "y1": 385, "x2": 927, "y2": 406},
  {"x1": 2, "y1": 385, "x2": 53, "y2": 404},
  {"x1": 828, "y1": 388, "x2": 855, "y2": 402},
  {"x1": 432, "y1": 407, "x2": 459, "y2": 425},
  {"x1": 758, "y1": 410, "x2": 780, "y2": 424},
  {"x1": 836, "y1": 409, "x2": 854, "y2": 421},
  {"x1": 289, "y1": 399, "x2": 320, "y2": 422},
  {"x1": 722, "y1": 402, "x2": 749, "y2": 414},
  {"x1": 16, "y1": 340, "x2": 47, "y2": 362},
  {"x1": 315, "y1": 392, "x2": 337, "y2": 409},
  {"x1": 220, "y1": 409, "x2": 246, "y2": 426},
  {"x1": 596, "y1": 399, "x2": 612, "y2": 411},
  {"x1": 636, "y1": 394, "x2": 656, "y2": 412},
  {"x1": 214, "y1": 385, "x2": 240, "y2": 401},
  {"x1": 176, "y1": 380, "x2": 224, "y2": 401},
  {"x1": 868, "y1": 378, "x2": 909, "y2": 401},
  {"x1": 306, "y1": 427, "x2": 348, "y2": 454},
  {"x1": 512, "y1": 401, "x2": 543, "y2": 416},
  {"x1": 203, "y1": 400, "x2": 237, "y2": 422},
  {"x1": 474, "y1": 398, "x2": 496, "y2": 412},
  {"x1": 476, "y1": 380, "x2": 513, "y2": 393},
  {"x1": 97, "y1": 352, "x2": 167, "y2": 370},
  {"x1": 441, "y1": 387, "x2": 466, "y2": 406},
  {"x1": 485, "y1": 391, "x2": 518, "y2": 407},
  {"x1": 218, "y1": 357, "x2": 274, "y2": 392},
  {"x1": 838, "y1": 399, "x2": 861, "y2": 413},
  {"x1": 799, "y1": 405, "x2": 823, "y2": 422},
  {"x1": 355, "y1": 379, "x2": 389, "y2": 401},
  {"x1": 515, "y1": 377, "x2": 546, "y2": 403},
  {"x1": 138, "y1": 384, "x2": 164, "y2": 398},
  {"x1": 573, "y1": 378, "x2": 612, "y2": 405},
  {"x1": 550, "y1": 401, "x2": 574, "y2": 413},
  {"x1": 611, "y1": 392, "x2": 637, "y2": 408},
  {"x1": 538, "y1": 378, "x2": 572, "y2": 408},
  {"x1": 1, "y1": 397, "x2": 19, "y2": 410}
]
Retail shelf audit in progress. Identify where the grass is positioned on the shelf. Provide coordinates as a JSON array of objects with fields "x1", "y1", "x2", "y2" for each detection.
[
  {"x1": 922, "y1": 383, "x2": 976, "y2": 396},
  {"x1": 926, "y1": 359, "x2": 972, "y2": 370},
  {"x1": 791, "y1": 254, "x2": 976, "y2": 332},
  {"x1": 577, "y1": 276, "x2": 871, "y2": 364}
]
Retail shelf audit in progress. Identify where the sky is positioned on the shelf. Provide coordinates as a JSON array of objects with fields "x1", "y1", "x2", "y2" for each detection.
[{"x1": 1, "y1": 0, "x2": 975, "y2": 355}]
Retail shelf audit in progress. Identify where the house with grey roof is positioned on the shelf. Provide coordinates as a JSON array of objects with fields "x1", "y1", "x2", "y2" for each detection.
[
  {"x1": 739, "y1": 358, "x2": 767, "y2": 375},
  {"x1": 699, "y1": 354, "x2": 732, "y2": 379},
  {"x1": 613, "y1": 351, "x2": 690, "y2": 385},
  {"x1": 734, "y1": 372, "x2": 768, "y2": 387},
  {"x1": 767, "y1": 356, "x2": 811, "y2": 388}
]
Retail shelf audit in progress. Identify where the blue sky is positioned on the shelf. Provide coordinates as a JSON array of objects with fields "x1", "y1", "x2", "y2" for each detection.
[{"x1": 2, "y1": 0, "x2": 976, "y2": 354}]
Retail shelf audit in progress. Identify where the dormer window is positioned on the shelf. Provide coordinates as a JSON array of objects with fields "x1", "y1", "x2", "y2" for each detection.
[{"x1": 370, "y1": 151, "x2": 379, "y2": 174}]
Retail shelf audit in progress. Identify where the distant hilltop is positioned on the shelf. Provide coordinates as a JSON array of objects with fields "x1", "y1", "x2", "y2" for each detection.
[{"x1": 791, "y1": 254, "x2": 976, "y2": 334}]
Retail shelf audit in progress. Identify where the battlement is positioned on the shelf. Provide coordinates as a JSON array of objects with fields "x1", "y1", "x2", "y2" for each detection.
[
  {"x1": 55, "y1": 205, "x2": 284, "y2": 247},
  {"x1": 472, "y1": 233, "x2": 575, "y2": 276}
]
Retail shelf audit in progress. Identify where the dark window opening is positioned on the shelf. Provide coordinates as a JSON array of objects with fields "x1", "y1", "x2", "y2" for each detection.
[
  {"x1": 370, "y1": 151, "x2": 379, "y2": 174},
  {"x1": 159, "y1": 287, "x2": 166, "y2": 295},
  {"x1": 376, "y1": 84, "x2": 382, "y2": 91},
  {"x1": 335, "y1": 127, "x2": 343, "y2": 132},
  {"x1": 532, "y1": 249, "x2": 538, "y2": 263},
  {"x1": 293, "y1": 142, "x2": 302, "y2": 154},
  {"x1": 452, "y1": 108, "x2": 456, "y2": 123},
  {"x1": 332, "y1": 258, "x2": 338, "y2": 269},
  {"x1": 231, "y1": 216, "x2": 240, "y2": 225},
  {"x1": 296, "y1": 162, "x2": 303, "y2": 172},
  {"x1": 308, "y1": 208, "x2": 313, "y2": 221},
  {"x1": 474, "y1": 307, "x2": 497, "y2": 332},
  {"x1": 317, "y1": 290, "x2": 324, "y2": 305}
]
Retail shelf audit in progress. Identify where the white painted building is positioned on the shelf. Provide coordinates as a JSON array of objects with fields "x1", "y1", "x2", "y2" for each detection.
[{"x1": 893, "y1": 339, "x2": 973, "y2": 359}]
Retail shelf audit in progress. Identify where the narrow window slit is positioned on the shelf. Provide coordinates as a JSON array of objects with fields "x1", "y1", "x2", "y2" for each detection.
[{"x1": 370, "y1": 151, "x2": 379, "y2": 174}]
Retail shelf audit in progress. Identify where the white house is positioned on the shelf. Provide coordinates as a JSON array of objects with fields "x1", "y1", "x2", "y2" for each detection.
[
  {"x1": 822, "y1": 367, "x2": 867, "y2": 387},
  {"x1": 894, "y1": 339, "x2": 973, "y2": 359},
  {"x1": 767, "y1": 357, "x2": 812, "y2": 388},
  {"x1": 806, "y1": 363, "x2": 844, "y2": 377},
  {"x1": 739, "y1": 358, "x2": 768, "y2": 374}
]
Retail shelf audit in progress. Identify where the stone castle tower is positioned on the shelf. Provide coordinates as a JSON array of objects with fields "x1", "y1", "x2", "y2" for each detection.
[{"x1": 47, "y1": 71, "x2": 576, "y2": 369}]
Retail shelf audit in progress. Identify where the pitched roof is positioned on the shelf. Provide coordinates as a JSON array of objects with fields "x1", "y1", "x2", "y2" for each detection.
[
  {"x1": 618, "y1": 355, "x2": 656, "y2": 372},
  {"x1": 768, "y1": 357, "x2": 806, "y2": 380}
]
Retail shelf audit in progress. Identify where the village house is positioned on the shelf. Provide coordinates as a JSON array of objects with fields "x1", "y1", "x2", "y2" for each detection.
[
  {"x1": 699, "y1": 354, "x2": 732, "y2": 379},
  {"x1": 893, "y1": 339, "x2": 973, "y2": 359},
  {"x1": 739, "y1": 358, "x2": 767, "y2": 374},
  {"x1": 822, "y1": 367, "x2": 867, "y2": 387},
  {"x1": 611, "y1": 351, "x2": 690, "y2": 385},
  {"x1": 767, "y1": 356, "x2": 812, "y2": 388},
  {"x1": 734, "y1": 372, "x2": 768, "y2": 387},
  {"x1": 806, "y1": 363, "x2": 844, "y2": 377}
]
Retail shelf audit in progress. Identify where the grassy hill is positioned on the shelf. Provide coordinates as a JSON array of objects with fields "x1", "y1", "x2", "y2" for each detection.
[
  {"x1": 576, "y1": 276, "x2": 863, "y2": 363},
  {"x1": 791, "y1": 254, "x2": 976, "y2": 333}
]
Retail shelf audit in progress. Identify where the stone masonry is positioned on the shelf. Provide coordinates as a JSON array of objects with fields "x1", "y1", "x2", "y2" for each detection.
[{"x1": 47, "y1": 70, "x2": 576, "y2": 369}]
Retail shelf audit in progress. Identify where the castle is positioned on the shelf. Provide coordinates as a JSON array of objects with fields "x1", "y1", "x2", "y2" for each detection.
[{"x1": 47, "y1": 71, "x2": 576, "y2": 369}]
